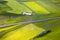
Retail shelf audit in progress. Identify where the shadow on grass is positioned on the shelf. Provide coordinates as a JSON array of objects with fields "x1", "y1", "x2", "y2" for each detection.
[
  {"x1": 33, "y1": 30, "x2": 51, "y2": 39},
  {"x1": 0, "y1": 12, "x2": 23, "y2": 17}
]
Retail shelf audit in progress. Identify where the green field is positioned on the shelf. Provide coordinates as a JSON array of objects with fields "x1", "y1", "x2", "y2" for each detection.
[
  {"x1": 0, "y1": 0, "x2": 60, "y2": 40},
  {"x1": 36, "y1": 1, "x2": 60, "y2": 13},
  {"x1": 5, "y1": 0, "x2": 31, "y2": 14},
  {"x1": 33, "y1": 18, "x2": 60, "y2": 40}
]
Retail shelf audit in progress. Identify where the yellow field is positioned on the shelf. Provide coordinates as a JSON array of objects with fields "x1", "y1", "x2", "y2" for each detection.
[
  {"x1": 24, "y1": 2, "x2": 49, "y2": 14},
  {"x1": 0, "y1": 25, "x2": 19, "y2": 32},
  {"x1": 2, "y1": 24, "x2": 45, "y2": 40}
]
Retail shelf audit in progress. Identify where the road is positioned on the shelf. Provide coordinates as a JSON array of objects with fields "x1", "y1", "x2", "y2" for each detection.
[{"x1": 0, "y1": 17, "x2": 60, "y2": 28}]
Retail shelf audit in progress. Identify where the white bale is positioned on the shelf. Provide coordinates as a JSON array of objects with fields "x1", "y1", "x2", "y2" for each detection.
[{"x1": 22, "y1": 12, "x2": 32, "y2": 16}]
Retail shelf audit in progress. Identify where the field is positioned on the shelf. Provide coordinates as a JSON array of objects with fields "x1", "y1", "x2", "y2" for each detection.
[
  {"x1": 5, "y1": 0, "x2": 31, "y2": 14},
  {"x1": 0, "y1": 24, "x2": 45, "y2": 40},
  {"x1": 0, "y1": 0, "x2": 60, "y2": 40},
  {"x1": 36, "y1": 1, "x2": 60, "y2": 13},
  {"x1": 23, "y1": 2, "x2": 49, "y2": 14},
  {"x1": 33, "y1": 18, "x2": 60, "y2": 40}
]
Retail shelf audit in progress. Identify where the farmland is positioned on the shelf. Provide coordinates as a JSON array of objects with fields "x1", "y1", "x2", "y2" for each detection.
[
  {"x1": 5, "y1": 0, "x2": 31, "y2": 14},
  {"x1": 1, "y1": 24, "x2": 45, "y2": 40},
  {"x1": 0, "y1": 0, "x2": 60, "y2": 40},
  {"x1": 23, "y1": 2, "x2": 50, "y2": 14}
]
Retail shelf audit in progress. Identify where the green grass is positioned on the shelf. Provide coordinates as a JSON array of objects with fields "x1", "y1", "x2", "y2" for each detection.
[
  {"x1": 0, "y1": 0, "x2": 60, "y2": 40},
  {"x1": 33, "y1": 18, "x2": 60, "y2": 40},
  {"x1": 0, "y1": 24, "x2": 45, "y2": 40},
  {"x1": 36, "y1": 1, "x2": 60, "y2": 13},
  {"x1": 5, "y1": 0, "x2": 31, "y2": 14}
]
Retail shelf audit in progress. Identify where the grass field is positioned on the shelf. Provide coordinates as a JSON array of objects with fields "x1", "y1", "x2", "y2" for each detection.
[
  {"x1": 0, "y1": 24, "x2": 45, "y2": 40},
  {"x1": 0, "y1": 0, "x2": 60, "y2": 40},
  {"x1": 36, "y1": 1, "x2": 60, "y2": 13},
  {"x1": 33, "y1": 18, "x2": 60, "y2": 40},
  {"x1": 23, "y1": 2, "x2": 50, "y2": 14},
  {"x1": 5, "y1": 0, "x2": 31, "y2": 14}
]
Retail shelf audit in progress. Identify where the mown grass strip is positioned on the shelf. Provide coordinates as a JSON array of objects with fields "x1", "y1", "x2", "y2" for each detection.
[
  {"x1": 36, "y1": 1, "x2": 60, "y2": 13},
  {"x1": 24, "y1": 2, "x2": 49, "y2": 14},
  {"x1": 5, "y1": 0, "x2": 31, "y2": 14}
]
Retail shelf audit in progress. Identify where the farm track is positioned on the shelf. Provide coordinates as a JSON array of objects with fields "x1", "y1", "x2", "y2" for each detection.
[{"x1": 0, "y1": 17, "x2": 60, "y2": 28}]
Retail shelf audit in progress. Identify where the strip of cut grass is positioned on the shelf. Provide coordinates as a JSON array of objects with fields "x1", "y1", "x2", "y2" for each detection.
[
  {"x1": 24, "y1": 2, "x2": 49, "y2": 14},
  {"x1": 36, "y1": 1, "x2": 60, "y2": 13},
  {"x1": 5, "y1": 0, "x2": 31, "y2": 14}
]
